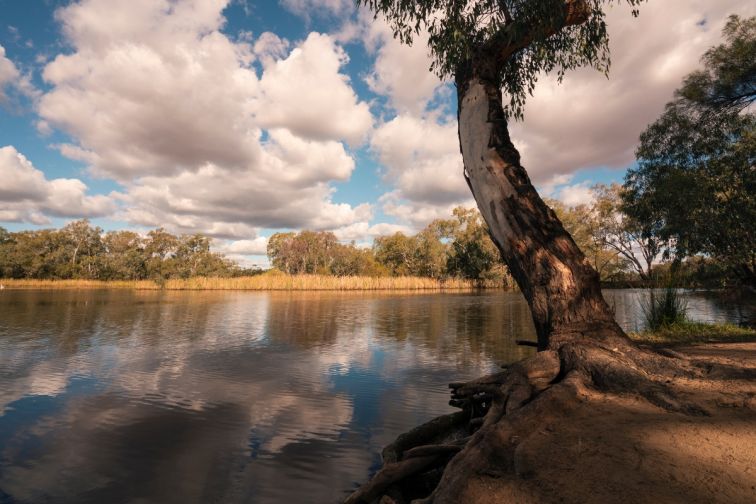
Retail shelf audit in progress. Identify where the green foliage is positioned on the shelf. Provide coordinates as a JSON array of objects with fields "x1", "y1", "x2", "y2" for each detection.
[
  {"x1": 443, "y1": 207, "x2": 509, "y2": 285},
  {"x1": 677, "y1": 15, "x2": 756, "y2": 113},
  {"x1": 0, "y1": 221, "x2": 246, "y2": 281},
  {"x1": 546, "y1": 195, "x2": 628, "y2": 281},
  {"x1": 630, "y1": 321, "x2": 756, "y2": 345},
  {"x1": 266, "y1": 208, "x2": 510, "y2": 281},
  {"x1": 373, "y1": 232, "x2": 423, "y2": 276},
  {"x1": 641, "y1": 288, "x2": 688, "y2": 331},
  {"x1": 268, "y1": 230, "x2": 386, "y2": 276},
  {"x1": 624, "y1": 16, "x2": 756, "y2": 286},
  {"x1": 359, "y1": 0, "x2": 645, "y2": 118}
]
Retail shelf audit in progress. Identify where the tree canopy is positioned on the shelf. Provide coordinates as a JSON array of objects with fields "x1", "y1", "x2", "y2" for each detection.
[
  {"x1": 359, "y1": 0, "x2": 644, "y2": 118},
  {"x1": 624, "y1": 15, "x2": 756, "y2": 284}
]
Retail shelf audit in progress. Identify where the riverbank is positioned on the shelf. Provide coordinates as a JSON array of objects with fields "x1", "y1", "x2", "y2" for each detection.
[
  {"x1": 347, "y1": 323, "x2": 756, "y2": 503},
  {"x1": 0, "y1": 275, "x2": 504, "y2": 291},
  {"x1": 630, "y1": 321, "x2": 756, "y2": 345},
  {"x1": 452, "y1": 340, "x2": 756, "y2": 504}
]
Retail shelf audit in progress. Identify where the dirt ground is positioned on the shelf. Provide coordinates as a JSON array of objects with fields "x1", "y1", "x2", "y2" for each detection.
[{"x1": 459, "y1": 342, "x2": 756, "y2": 504}]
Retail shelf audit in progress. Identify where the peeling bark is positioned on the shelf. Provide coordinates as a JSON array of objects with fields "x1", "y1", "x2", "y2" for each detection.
[{"x1": 457, "y1": 75, "x2": 625, "y2": 350}]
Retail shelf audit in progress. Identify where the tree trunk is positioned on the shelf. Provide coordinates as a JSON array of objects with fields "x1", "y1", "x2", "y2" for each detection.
[{"x1": 456, "y1": 73, "x2": 626, "y2": 350}]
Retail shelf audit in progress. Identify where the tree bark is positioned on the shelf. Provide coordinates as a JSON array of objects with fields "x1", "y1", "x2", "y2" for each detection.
[{"x1": 456, "y1": 73, "x2": 626, "y2": 350}]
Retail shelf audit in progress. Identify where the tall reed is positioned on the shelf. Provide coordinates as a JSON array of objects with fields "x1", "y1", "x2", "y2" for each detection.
[{"x1": 0, "y1": 275, "x2": 504, "y2": 291}]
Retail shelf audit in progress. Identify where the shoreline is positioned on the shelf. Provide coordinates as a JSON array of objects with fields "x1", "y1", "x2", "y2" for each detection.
[{"x1": 0, "y1": 276, "x2": 508, "y2": 291}]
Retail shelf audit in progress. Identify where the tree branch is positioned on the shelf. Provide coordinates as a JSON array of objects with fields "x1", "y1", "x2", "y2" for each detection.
[{"x1": 487, "y1": 0, "x2": 591, "y2": 67}]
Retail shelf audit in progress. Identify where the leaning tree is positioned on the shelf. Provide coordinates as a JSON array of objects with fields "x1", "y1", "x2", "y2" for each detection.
[
  {"x1": 344, "y1": 2, "x2": 747, "y2": 503},
  {"x1": 362, "y1": 0, "x2": 642, "y2": 351}
]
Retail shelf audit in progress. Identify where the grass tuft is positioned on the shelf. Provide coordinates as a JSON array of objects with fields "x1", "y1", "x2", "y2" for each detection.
[
  {"x1": 630, "y1": 321, "x2": 756, "y2": 345},
  {"x1": 641, "y1": 287, "x2": 688, "y2": 331}
]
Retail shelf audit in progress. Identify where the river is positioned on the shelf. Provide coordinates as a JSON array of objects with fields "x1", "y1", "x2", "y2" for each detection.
[{"x1": 0, "y1": 289, "x2": 751, "y2": 503}]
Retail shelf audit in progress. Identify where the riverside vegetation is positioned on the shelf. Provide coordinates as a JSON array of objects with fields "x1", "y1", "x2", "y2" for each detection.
[
  {"x1": 342, "y1": 3, "x2": 755, "y2": 503},
  {"x1": 0, "y1": 186, "x2": 750, "y2": 290}
]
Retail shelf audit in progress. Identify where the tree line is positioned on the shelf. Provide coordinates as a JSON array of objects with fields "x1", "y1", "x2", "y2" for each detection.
[
  {"x1": 266, "y1": 207, "x2": 512, "y2": 286},
  {"x1": 0, "y1": 221, "x2": 254, "y2": 281}
]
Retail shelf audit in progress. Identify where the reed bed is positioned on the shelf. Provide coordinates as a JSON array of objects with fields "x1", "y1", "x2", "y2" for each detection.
[
  {"x1": 1, "y1": 275, "x2": 502, "y2": 291},
  {"x1": 0, "y1": 279, "x2": 159, "y2": 290}
]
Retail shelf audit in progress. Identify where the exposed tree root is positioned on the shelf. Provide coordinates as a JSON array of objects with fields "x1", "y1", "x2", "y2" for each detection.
[{"x1": 344, "y1": 338, "x2": 756, "y2": 504}]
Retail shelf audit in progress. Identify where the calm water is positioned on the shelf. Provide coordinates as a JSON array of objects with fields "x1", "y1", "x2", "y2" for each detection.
[{"x1": 0, "y1": 289, "x2": 751, "y2": 503}]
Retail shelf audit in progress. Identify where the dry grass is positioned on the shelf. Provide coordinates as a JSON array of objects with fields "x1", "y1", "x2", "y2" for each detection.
[
  {"x1": 0, "y1": 275, "x2": 501, "y2": 291},
  {"x1": 0, "y1": 279, "x2": 159, "y2": 290}
]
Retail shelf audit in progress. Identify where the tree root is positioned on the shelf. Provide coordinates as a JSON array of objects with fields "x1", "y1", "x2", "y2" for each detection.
[{"x1": 343, "y1": 337, "x2": 748, "y2": 504}]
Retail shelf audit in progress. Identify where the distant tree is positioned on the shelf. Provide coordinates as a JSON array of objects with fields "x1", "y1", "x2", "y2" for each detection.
[
  {"x1": 101, "y1": 230, "x2": 147, "y2": 280},
  {"x1": 546, "y1": 196, "x2": 628, "y2": 282},
  {"x1": 174, "y1": 234, "x2": 235, "y2": 278},
  {"x1": 592, "y1": 184, "x2": 662, "y2": 282},
  {"x1": 267, "y1": 230, "x2": 341, "y2": 275},
  {"x1": 331, "y1": 245, "x2": 387, "y2": 277},
  {"x1": 144, "y1": 228, "x2": 179, "y2": 279},
  {"x1": 445, "y1": 207, "x2": 509, "y2": 285},
  {"x1": 624, "y1": 16, "x2": 756, "y2": 286},
  {"x1": 61, "y1": 219, "x2": 104, "y2": 279},
  {"x1": 373, "y1": 232, "x2": 423, "y2": 277}
]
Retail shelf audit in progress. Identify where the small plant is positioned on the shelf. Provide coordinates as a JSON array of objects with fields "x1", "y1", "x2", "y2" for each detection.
[{"x1": 641, "y1": 287, "x2": 688, "y2": 331}]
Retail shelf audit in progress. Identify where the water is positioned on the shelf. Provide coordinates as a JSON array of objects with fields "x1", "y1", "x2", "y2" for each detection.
[{"x1": 0, "y1": 289, "x2": 751, "y2": 503}]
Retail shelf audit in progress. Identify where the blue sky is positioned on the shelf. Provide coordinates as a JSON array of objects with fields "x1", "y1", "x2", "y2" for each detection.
[{"x1": 0, "y1": 0, "x2": 752, "y2": 266}]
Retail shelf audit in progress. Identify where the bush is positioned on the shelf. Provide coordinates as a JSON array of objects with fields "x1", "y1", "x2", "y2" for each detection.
[{"x1": 642, "y1": 288, "x2": 688, "y2": 330}]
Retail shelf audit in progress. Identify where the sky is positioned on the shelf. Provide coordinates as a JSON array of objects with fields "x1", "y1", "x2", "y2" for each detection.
[{"x1": 0, "y1": 0, "x2": 753, "y2": 267}]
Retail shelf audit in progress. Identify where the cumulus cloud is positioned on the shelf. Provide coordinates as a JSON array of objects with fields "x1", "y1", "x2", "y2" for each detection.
[
  {"x1": 365, "y1": 0, "x2": 754, "y2": 230},
  {"x1": 538, "y1": 175, "x2": 596, "y2": 207},
  {"x1": 216, "y1": 237, "x2": 269, "y2": 256},
  {"x1": 367, "y1": 111, "x2": 478, "y2": 231},
  {"x1": 35, "y1": 0, "x2": 374, "y2": 238},
  {"x1": 363, "y1": 25, "x2": 443, "y2": 114},
  {"x1": 331, "y1": 221, "x2": 411, "y2": 244},
  {"x1": 0, "y1": 146, "x2": 115, "y2": 224},
  {"x1": 0, "y1": 45, "x2": 36, "y2": 103},
  {"x1": 510, "y1": 0, "x2": 756, "y2": 183},
  {"x1": 340, "y1": 10, "x2": 443, "y2": 114},
  {"x1": 371, "y1": 113, "x2": 468, "y2": 206},
  {"x1": 256, "y1": 32, "x2": 372, "y2": 145},
  {"x1": 39, "y1": 0, "x2": 260, "y2": 179},
  {"x1": 279, "y1": 0, "x2": 354, "y2": 19},
  {"x1": 116, "y1": 129, "x2": 370, "y2": 238}
]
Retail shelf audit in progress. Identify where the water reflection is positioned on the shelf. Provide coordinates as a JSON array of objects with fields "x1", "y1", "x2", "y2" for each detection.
[{"x1": 0, "y1": 289, "x2": 751, "y2": 503}]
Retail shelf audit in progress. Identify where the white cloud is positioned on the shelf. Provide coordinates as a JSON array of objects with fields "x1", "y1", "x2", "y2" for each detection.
[
  {"x1": 0, "y1": 44, "x2": 36, "y2": 103},
  {"x1": 35, "y1": 0, "x2": 374, "y2": 237},
  {"x1": 368, "y1": 112, "x2": 475, "y2": 230},
  {"x1": 341, "y1": 10, "x2": 443, "y2": 114},
  {"x1": 538, "y1": 175, "x2": 595, "y2": 207},
  {"x1": 217, "y1": 237, "x2": 269, "y2": 256},
  {"x1": 364, "y1": 25, "x2": 442, "y2": 113},
  {"x1": 40, "y1": 0, "x2": 260, "y2": 180},
  {"x1": 371, "y1": 113, "x2": 468, "y2": 206},
  {"x1": 510, "y1": 0, "x2": 756, "y2": 183},
  {"x1": 366, "y1": 0, "x2": 754, "y2": 231},
  {"x1": 0, "y1": 45, "x2": 20, "y2": 102},
  {"x1": 279, "y1": 0, "x2": 354, "y2": 19},
  {"x1": 331, "y1": 220, "x2": 411, "y2": 244},
  {"x1": 253, "y1": 32, "x2": 289, "y2": 67},
  {"x1": 256, "y1": 32, "x2": 372, "y2": 145},
  {"x1": 116, "y1": 128, "x2": 368, "y2": 238},
  {"x1": 0, "y1": 146, "x2": 115, "y2": 224}
]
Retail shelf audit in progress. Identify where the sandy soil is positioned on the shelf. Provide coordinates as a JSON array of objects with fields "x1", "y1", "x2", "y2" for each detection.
[{"x1": 459, "y1": 342, "x2": 756, "y2": 504}]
